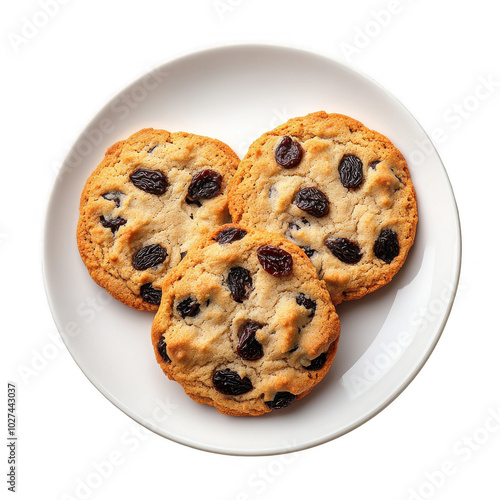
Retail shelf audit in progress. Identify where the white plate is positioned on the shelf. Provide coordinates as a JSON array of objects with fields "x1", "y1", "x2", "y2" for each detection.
[{"x1": 43, "y1": 44, "x2": 461, "y2": 456}]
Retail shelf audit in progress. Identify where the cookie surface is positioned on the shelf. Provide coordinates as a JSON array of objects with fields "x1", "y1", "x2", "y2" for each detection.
[
  {"x1": 151, "y1": 225, "x2": 340, "y2": 416},
  {"x1": 228, "y1": 111, "x2": 418, "y2": 304},
  {"x1": 77, "y1": 128, "x2": 239, "y2": 311}
]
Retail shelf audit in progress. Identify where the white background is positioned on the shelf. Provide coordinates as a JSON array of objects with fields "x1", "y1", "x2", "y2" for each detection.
[{"x1": 2, "y1": 0, "x2": 499, "y2": 499}]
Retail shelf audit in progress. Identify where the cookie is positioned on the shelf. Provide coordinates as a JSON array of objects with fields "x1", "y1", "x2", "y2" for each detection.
[
  {"x1": 228, "y1": 111, "x2": 418, "y2": 304},
  {"x1": 77, "y1": 128, "x2": 239, "y2": 311},
  {"x1": 151, "y1": 224, "x2": 340, "y2": 416}
]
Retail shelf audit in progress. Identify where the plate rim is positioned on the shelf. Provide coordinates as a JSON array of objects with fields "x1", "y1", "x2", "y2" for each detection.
[{"x1": 41, "y1": 42, "x2": 462, "y2": 456}]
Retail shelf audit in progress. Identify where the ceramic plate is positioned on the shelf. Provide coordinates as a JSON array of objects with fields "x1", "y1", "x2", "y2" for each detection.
[{"x1": 43, "y1": 44, "x2": 461, "y2": 455}]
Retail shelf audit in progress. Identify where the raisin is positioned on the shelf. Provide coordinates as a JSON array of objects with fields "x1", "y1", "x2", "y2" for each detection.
[
  {"x1": 140, "y1": 283, "x2": 162, "y2": 305},
  {"x1": 391, "y1": 168, "x2": 403, "y2": 184},
  {"x1": 213, "y1": 369, "x2": 253, "y2": 395},
  {"x1": 374, "y1": 229, "x2": 399, "y2": 263},
  {"x1": 265, "y1": 391, "x2": 296, "y2": 410},
  {"x1": 176, "y1": 297, "x2": 200, "y2": 318},
  {"x1": 369, "y1": 160, "x2": 380, "y2": 169},
  {"x1": 286, "y1": 222, "x2": 300, "y2": 240},
  {"x1": 180, "y1": 251, "x2": 187, "y2": 261},
  {"x1": 325, "y1": 238, "x2": 362, "y2": 264},
  {"x1": 257, "y1": 246, "x2": 293, "y2": 277},
  {"x1": 296, "y1": 293, "x2": 316, "y2": 317},
  {"x1": 216, "y1": 227, "x2": 247, "y2": 244},
  {"x1": 156, "y1": 338, "x2": 171, "y2": 363},
  {"x1": 132, "y1": 244, "x2": 168, "y2": 270},
  {"x1": 300, "y1": 246, "x2": 317, "y2": 259},
  {"x1": 185, "y1": 198, "x2": 202, "y2": 207},
  {"x1": 293, "y1": 187, "x2": 330, "y2": 217},
  {"x1": 338, "y1": 155, "x2": 364, "y2": 188},
  {"x1": 288, "y1": 218, "x2": 310, "y2": 234},
  {"x1": 99, "y1": 215, "x2": 127, "y2": 234},
  {"x1": 275, "y1": 136, "x2": 303, "y2": 168},
  {"x1": 187, "y1": 169, "x2": 223, "y2": 200},
  {"x1": 130, "y1": 168, "x2": 168, "y2": 195},
  {"x1": 305, "y1": 353, "x2": 327, "y2": 371},
  {"x1": 147, "y1": 145, "x2": 157, "y2": 154},
  {"x1": 237, "y1": 321, "x2": 264, "y2": 361},
  {"x1": 102, "y1": 190, "x2": 124, "y2": 207},
  {"x1": 226, "y1": 267, "x2": 253, "y2": 302}
]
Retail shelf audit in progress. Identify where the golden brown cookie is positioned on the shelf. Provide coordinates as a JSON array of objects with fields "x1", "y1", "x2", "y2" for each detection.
[
  {"x1": 151, "y1": 224, "x2": 340, "y2": 416},
  {"x1": 77, "y1": 128, "x2": 239, "y2": 311},
  {"x1": 228, "y1": 111, "x2": 418, "y2": 304}
]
